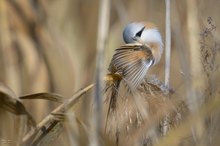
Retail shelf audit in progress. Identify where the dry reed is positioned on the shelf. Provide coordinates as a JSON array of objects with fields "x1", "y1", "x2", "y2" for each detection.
[{"x1": 0, "y1": 0, "x2": 220, "y2": 146}]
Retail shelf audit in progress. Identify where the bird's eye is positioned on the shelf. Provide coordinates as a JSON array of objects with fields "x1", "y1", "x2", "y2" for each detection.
[{"x1": 135, "y1": 26, "x2": 145, "y2": 37}]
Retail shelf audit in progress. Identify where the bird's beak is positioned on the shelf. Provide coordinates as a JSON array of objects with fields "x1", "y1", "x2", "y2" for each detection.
[
  {"x1": 132, "y1": 36, "x2": 144, "y2": 44},
  {"x1": 132, "y1": 36, "x2": 151, "y2": 49},
  {"x1": 132, "y1": 36, "x2": 139, "y2": 42},
  {"x1": 132, "y1": 36, "x2": 137, "y2": 41}
]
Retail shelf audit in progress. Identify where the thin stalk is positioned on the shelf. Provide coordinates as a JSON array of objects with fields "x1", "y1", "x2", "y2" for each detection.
[
  {"x1": 92, "y1": 0, "x2": 110, "y2": 145},
  {"x1": 162, "y1": 0, "x2": 171, "y2": 136},
  {"x1": 165, "y1": 0, "x2": 171, "y2": 88},
  {"x1": 22, "y1": 84, "x2": 94, "y2": 145}
]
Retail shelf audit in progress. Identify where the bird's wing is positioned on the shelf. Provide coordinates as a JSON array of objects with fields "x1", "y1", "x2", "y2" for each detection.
[{"x1": 110, "y1": 44, "x2": 154, "y2": 90}]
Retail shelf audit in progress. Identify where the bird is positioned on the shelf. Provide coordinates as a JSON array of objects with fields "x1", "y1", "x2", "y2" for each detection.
[
  {"x1": 107, "y1": 22, "x2": 163, "y2": 91},
  {"x1": 104, "y1": 22, "x2": 163, "y2": 134}
]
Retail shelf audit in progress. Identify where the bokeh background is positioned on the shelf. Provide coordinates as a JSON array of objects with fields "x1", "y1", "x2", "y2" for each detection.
[{"x1": 0, "y1": 0, "x2": 220, "y2": 146}]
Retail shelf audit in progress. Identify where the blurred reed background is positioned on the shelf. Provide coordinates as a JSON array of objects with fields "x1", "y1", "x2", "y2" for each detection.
[{"x1": 0, "y1": 0, "x2": 220, "y2": 146}]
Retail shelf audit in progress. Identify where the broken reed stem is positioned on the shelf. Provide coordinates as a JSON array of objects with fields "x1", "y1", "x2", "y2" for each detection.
[
  {"x1": 92, "y1": 0, "x2": 110, "y2": 145},
  {"x1": 22, "y1": 84, "x2": 94, "y2": 145}
]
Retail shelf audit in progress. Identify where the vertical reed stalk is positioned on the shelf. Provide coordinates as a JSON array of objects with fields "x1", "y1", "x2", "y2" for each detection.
[
  {"x1": 162, "y1": 0, "x2": 171, "y2": 136},
  {"x1": 186, "y1": 0, "x2": 205, "y2": 142},
  {"x1": 91, "y1": 0, "x2": 110, "y2": 145},
  {"x1": 186, "y1": 0, "x2": 203, "y2": 111},
  {"x1": 165, "y1": 0, "x2": 171, "y2": 88}
]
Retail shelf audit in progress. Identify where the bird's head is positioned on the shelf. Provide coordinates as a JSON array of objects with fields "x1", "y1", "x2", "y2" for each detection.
[{"x1": 123, "y1": 22, "x2": 164, "y2": 64}]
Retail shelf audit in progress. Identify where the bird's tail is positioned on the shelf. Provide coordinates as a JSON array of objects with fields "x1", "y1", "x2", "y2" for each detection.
[
  {"x1": 108, "y1": 79, "x2": 120, "y2": 110},
  {"x1": 104, "y1": 73, "x2": 122, "y2": 133}
]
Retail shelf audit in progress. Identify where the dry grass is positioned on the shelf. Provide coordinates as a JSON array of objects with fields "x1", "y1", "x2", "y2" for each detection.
[{"x1": 0, "y1": 0, "x2": 220, "y2": 146}]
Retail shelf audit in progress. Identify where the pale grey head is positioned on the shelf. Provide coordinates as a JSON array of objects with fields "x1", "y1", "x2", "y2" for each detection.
[
  {"x1": 123, "y1": 22, "x2": 163, "y2": 64},
  {"x1": 123, "y1": 22, "x2": 146, "y2": 44},
  {"x1": 123, "y1": 22, "x2": 163, "y2": 45},
  {"x1": 122, "y1": 22, "x2": 164, "y2": 64}
]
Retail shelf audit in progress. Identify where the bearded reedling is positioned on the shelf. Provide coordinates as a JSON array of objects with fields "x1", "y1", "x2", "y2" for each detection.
[{"x1": 104, "y1": 22, "x2": 163, "y2": 131}]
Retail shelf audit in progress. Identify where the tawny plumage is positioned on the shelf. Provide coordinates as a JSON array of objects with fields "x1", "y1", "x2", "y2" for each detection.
[
  {"x1": 104, "y1": 22, "x2": 163, "y2": 136},
  {"x1": 108, "y1": 43, "x2": 154, "y2": 90},
  {"x1": 108, "y1": 22, "x2": 163, "y2": 90}
]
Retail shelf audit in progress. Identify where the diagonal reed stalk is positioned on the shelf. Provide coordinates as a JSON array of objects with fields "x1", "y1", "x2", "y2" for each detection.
[{"x1": 22, "y1": 84, "x2": 94, "y2": 145}]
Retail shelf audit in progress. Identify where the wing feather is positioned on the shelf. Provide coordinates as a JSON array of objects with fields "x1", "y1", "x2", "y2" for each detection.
[{"x1": 109, "y1": 44, "x2": 154, "y2": 90}]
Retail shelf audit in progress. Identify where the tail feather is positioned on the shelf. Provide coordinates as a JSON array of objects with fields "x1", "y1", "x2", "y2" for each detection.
[{"x1": 105, "y1": 79, "x2": 120, "y2": 133}]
